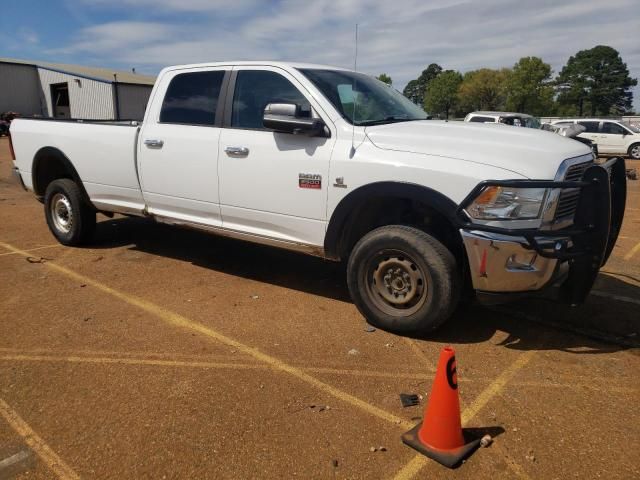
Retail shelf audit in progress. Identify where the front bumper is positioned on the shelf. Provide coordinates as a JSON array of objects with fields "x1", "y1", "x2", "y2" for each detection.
[
  {"x1": 458, "y1": 157, "x2": 627, "y2": 304},
  {"x1": 461, "y1": 230, "x2": 565, "y2": 292}
]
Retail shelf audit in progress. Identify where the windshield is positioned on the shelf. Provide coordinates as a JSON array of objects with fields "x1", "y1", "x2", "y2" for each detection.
[
  {"x1": 299, "y1": 69, "x2": 428, "y2": 126},
  {"x1": 622, "y1": 121, "x2": 640, "y2": 133}
]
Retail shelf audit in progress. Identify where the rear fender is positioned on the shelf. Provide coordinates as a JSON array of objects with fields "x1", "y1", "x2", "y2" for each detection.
[{"x1": 32, "y1": 147, "x2": 92, "y2": 206}]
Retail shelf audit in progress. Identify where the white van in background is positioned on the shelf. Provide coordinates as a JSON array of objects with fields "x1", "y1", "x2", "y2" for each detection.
[{"x1": 551, "y1": 119, "x2": 640, "y2": 159}]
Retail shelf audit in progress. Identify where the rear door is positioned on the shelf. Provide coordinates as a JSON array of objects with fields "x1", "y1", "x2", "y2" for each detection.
[
  {"x1": 598, "y1": 121, "x2": 628, "y2": 154},
  {"x1": 218, "y1": 66, "x2": 334, "y2": 246},
  {"x1": 138, "y1": 67, "x2": 229, "y2": 225}
]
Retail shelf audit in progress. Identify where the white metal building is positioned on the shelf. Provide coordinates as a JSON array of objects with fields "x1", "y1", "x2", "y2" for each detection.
[{"x1": 0, "y1": 58, "x2": 155, "y2": 120}]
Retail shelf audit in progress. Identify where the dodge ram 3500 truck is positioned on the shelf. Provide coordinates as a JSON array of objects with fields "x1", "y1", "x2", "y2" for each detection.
[{"x1": 9, "y1": 62, "x2": 626, "y2": 333}]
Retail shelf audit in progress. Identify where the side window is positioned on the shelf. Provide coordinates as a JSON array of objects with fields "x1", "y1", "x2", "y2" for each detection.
[
  {"x1": 577, "y1": 121, "x2": 599, "y2": 133},
  {"x1": 160, "y1": 71, "x2": 225, "y2": 126},
  {"x1": 601, "y1": 122, "x2": 626, "y2": 135},
  {"x1": 231, "y1": 70, "x2": 311, "y2": 129}
]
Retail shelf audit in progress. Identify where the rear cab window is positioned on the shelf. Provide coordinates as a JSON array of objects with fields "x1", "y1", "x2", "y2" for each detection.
[{"x1": 160, "y1": 70, "x2": 226, "y2": 126}]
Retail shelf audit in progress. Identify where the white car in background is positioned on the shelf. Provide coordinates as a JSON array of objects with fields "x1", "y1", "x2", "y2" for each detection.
[
  {"x1": 551, "y1": 119, "x2": 640, "y2": 159},
  {"x1": 464, "y1": 111, "x2": 541, "y2": 129}
]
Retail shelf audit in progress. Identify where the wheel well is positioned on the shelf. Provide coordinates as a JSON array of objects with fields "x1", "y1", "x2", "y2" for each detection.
[
  {"x1": 325, "y1": 183, "x2": 463, "y2": 262},
  {"x1": 32, "y1": 147, "x2": 86, "y2": 202},
  {"x1": 333, "y1": 196, "x2": 462, "y2": 259}
]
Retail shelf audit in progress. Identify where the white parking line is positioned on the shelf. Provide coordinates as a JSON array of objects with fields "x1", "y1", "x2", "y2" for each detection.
[
  {"x1": 0, "y1": 398, "x2": 80, "y2": 479},
  {"x1": 0, "y1": 244, "x2": 62, "y2": 257},
  {"x1": 623, "y1": 241, "x2": 640, "y2": 261}
]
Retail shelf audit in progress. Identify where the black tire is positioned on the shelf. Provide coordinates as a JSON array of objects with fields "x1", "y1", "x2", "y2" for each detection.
[
  {"x1": 628, "y1": 143, "x2": 640, "y2": 160},
  {"x1": 347, "y1": 225, "x2": 460, "y2": 334},
  {"x1": 44, "y1": 179, "x2": 96, "y2": 246}
]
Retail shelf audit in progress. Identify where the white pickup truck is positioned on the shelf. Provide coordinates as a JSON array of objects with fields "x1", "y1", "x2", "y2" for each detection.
[{"x1": 9, "y1": 61, "x2": 627, "y2": 333}]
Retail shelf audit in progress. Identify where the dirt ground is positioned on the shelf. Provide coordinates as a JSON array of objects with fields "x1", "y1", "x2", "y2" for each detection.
[{"x1": 0, "y1": 136, "x2": 638, "y2": 480}]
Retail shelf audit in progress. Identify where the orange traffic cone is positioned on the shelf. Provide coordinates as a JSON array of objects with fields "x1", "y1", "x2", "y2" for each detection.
[{"x1": 401, "y1": 346, "x2": 481, "y2": 468}]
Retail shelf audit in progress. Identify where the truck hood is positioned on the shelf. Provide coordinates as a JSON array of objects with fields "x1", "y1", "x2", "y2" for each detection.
[{"x1": 365, "y1": 120, "x2": 592, "y2": 179}]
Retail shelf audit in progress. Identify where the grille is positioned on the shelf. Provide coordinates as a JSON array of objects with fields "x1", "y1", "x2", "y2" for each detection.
[
  {"x1": 554, "y1": 161, "x2": 592, "y2": 221},
  {"x1": 563, "y1": 161, "x2": 591, "y2": 181}
]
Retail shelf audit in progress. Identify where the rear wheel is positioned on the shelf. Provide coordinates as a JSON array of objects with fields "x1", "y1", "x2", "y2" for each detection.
[
  {"x1": 347, "y1": 225, "x2": 460, "y2": 333},
  {"x1": 44, "y1": 179, "x2": 95, "y2": 246},
  {"x1": 629, "y1": 143, "x2": 640, "y2": 160}
]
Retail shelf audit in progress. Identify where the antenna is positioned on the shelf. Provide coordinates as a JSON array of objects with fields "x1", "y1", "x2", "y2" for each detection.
[{"x1": 350, "y1": 23, "x2": 358, "y2": 158}]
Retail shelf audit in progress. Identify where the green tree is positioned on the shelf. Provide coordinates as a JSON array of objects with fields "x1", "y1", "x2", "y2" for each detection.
[
  {"x1": 458, "y1": 68, "x2": 510, "y2": 112},
  {"x1": 505, "y1": 56, "x2": 554, "y2": 115},
  {"x1": 556, "y1": 45, "x2": 637, "y2": 115},
  {"x1": 423, "y1": 70, "x2": 463, "y2": 119},
  {"x1": 403, "y1": 63, "x2": 442, "y2": 104},
  {"x1": 376, "y1": 73, "x2": 392, "y2": 85}
]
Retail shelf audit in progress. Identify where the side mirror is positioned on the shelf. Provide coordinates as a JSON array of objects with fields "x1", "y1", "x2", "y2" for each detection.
[{"x1": 263, "y1": 103, "x2": 327, "y2": 137}]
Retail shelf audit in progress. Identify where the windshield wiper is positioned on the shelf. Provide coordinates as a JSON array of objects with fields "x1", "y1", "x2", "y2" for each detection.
[{"x1": 356, "y1": 116, "x2": 417, "y2": 127}]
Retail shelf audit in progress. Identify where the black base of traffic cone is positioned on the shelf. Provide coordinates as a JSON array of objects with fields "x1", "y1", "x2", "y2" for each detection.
[{"x1": 401, "y1": 422, "x2": 482, "y2": 468}]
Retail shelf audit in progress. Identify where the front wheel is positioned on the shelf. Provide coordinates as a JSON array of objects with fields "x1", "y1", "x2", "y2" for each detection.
[
  {"x1": 347, "y1": 225, "x2": 460, "y2": 334},
  {"x1": 629, "y1": 143, "x2": 640, "y2": 160},
  {"x1": 44, "y1": 179, "x2": 96, "y2": 246}
]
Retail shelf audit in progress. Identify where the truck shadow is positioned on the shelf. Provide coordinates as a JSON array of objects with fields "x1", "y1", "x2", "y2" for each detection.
[{"x1": 92, "y1": 217, "x2": 639, "y2": 355}]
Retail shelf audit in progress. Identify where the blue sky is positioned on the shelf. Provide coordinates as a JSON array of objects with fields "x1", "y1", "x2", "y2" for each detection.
[{"x1": 2, "y1": 0, "x2": 639, "y2": 110}]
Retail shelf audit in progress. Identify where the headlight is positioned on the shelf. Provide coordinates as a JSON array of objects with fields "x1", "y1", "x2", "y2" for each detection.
[{"x1": 465, "y1": 186, "x2": 548, "y2": 220}]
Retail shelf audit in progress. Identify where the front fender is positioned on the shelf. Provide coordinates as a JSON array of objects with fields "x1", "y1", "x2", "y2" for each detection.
[{"x1": 324, "y1": 181, "x2": 459, "y2": 258}]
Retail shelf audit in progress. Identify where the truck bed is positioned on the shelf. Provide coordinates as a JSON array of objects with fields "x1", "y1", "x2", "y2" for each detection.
[{"x1": 10, "y1": 118, "x2": 146, "y2": 214}]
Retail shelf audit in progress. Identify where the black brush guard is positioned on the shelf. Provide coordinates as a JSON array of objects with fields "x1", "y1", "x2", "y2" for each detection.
[{"x1": 456, "y1": 157, "x2": 627, "y2": 305}]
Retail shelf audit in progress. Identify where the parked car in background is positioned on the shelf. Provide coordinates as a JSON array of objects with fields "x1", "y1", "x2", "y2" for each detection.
[
  {"x1": 551, "y1": 119, "x2": 640, "y2": 159},
  {"x1": 464, "y1": 111, "x2": 541, "y2": 129},
  {"x1": 541, "y1": 122, "x2": 598, "y2": 157}
]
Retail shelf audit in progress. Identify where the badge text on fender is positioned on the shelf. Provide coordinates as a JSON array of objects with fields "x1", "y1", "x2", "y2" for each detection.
[{"x1": 299, "y1": 173, "x2": 322, "y2": 189}]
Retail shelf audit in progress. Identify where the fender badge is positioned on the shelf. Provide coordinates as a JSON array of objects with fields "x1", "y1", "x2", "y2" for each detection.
[
  {"x1": 299, "y1": 173, "x2": 322, "y2": 189},
  {"x1": 333, "y1": 177, "x2": 347, "y2": 188}
]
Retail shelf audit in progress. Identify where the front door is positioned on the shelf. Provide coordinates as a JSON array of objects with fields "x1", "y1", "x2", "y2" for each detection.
[
  {"x1": 598, "y1": 121, "x2": 628, "y2": 154},
  {"x1": 218, "y1": 67, "x2": 335, "y2": 246},
  {"x1": 138, "y1": 67, "x2": 228, "y2": 225}
]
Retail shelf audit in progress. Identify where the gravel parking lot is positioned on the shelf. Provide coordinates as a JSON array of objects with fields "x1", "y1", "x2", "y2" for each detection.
[{"x1": 1, "y1": 136, "x2": 639, "y2": 479}]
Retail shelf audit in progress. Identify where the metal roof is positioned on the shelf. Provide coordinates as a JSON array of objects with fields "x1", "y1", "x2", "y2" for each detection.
[{"x1": 0, "y1": 57, "x2": 156, "y2": 86}]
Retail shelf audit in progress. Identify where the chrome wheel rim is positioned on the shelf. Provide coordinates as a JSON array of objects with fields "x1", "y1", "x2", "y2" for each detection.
[
  {"x1": 631, "y1": 145, "x2": 640, "y2": 159},
  {"x1": 366, "y1": 250, "x2": 428, "y2": 316},
  {"x1": 50, "y1": 193, "x2": 73, "y2": 233}
]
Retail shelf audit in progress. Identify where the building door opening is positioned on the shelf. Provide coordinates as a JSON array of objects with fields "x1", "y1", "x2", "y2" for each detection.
[{"x1": 50, "y1": 83, "x2": 70, "y2": 118}]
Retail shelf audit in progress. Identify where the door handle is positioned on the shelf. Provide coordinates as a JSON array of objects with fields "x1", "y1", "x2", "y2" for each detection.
[
  {"x1": 144, "y1": 139, "x2": 164, "y2": 148},
  {"x1": 225, "y1": 146, "x2": 249, "y2": 157}
]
